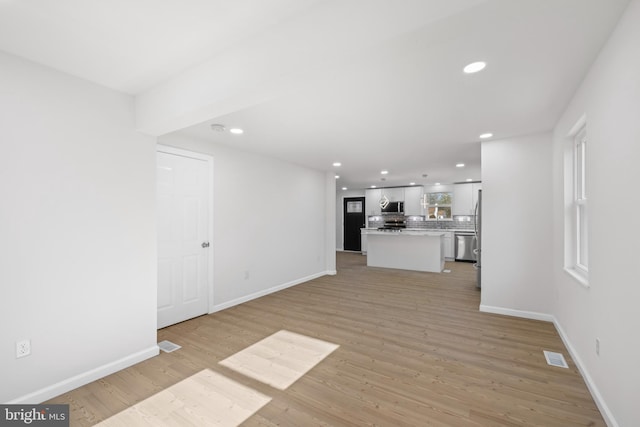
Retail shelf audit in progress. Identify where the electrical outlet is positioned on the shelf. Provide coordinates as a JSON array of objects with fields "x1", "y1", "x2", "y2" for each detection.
[
  {"x1": 596, "y1": 338, "x2": 600, "y2": 356},
  {"x1": 16, "y1": 339, "x2": 31, "y2": 358}
]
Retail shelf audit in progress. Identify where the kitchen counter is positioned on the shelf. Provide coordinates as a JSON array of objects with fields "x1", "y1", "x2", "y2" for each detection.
[
  {"x1": 365, "y1": 230, "x2": 444, "y2": 273},
  {"x1": 364, "y1": 229, "x2": 445, "y2": 236},
  {"x1": 362, "y1": 228, "x2": 473, "y2": 233}
]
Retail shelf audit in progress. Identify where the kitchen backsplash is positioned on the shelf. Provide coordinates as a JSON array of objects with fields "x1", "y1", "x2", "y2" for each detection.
[
  {"x1": 367, "y1": 216, "x2": 384, "y2": 228},
  {"x1": 367, "y1": 215, "x2": 475, "y2": 230}
]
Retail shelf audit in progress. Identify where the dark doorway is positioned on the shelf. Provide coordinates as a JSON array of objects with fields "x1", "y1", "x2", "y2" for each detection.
[{"x1": 343, "y1": 197, "x2": 366, "y2": 251}]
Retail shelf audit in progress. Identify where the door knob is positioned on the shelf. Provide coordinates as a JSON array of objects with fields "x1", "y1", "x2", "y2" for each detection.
[{"x1": 201, "y1": 242, "x2": 210, "y2": 248}]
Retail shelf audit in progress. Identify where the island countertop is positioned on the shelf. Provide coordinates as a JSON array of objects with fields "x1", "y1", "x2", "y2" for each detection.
[
  {"x1": 363, "y1": 229, "x2": 445, "y2": 236},
  {"x1": 365, "y1": 231, "x2": 444, "y2": 273}
]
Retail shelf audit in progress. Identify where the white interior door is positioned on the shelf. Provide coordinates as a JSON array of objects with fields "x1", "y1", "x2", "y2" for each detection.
[{"x1": 157, "y1": 148, "x2": 211, "y2": 329}]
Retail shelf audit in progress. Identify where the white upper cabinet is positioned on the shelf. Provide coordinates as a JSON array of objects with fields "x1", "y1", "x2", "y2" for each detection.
[
  {"x1": 367, "y1": 187, "x2": 406, "y2": 216},
  {"x1": 453, "y1": 182, "x2": 481, "y2": 216},
  {"x1": 453, "y1": 183, "x2": 472, "y2": 215},
  {"x1": 365, "y1": 188, "x2": 382, "y2": 215},
  {"x1": 472, "y1": 183, "x2": 482, "y2": 213},
  {"x1": 403, "y1": 186, "x2": 424, "y2": 216},
  {"x1": 380, "y1": 187, "x2": 404, "y2": 202}
]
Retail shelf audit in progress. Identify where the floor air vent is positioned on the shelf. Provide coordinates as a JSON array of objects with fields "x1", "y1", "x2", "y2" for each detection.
[
  {"x1": 158, "y1": 340, "x2": 181, "y2": 353},
  {"x1": 543, "y1": 350, "x2": 568, "y2": 368}
]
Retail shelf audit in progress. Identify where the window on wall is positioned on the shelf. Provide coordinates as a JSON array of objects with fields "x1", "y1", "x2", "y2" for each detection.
[
  {"x1": 575, "y1": 127, "x2": 588, "y2": 272},
  {"x1": 566, "y1": 118, "x2": 588, "y2": 285},
  {"x1": 426, "y1": 192, "x2": 452, "y2": 220}
]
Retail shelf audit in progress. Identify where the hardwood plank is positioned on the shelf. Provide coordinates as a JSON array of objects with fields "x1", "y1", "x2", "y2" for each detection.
[
  {"x1": 48, "y1": 252, "x2": 605, "y2": 426},
  {"x1": 95, "y1": 369, "x2": 271, "y2": 426},
  {"x1": 219, "y1": 330, "x2": 338, "y2": 390}
]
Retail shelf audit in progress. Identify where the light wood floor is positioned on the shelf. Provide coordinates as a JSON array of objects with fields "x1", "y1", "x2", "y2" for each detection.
[{"x1": 49, "y1": 252, "x2": 605, "y2": 426}]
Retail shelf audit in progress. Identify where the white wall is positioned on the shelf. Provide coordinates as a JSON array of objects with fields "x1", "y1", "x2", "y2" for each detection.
[
  {"x1": 480, "y1": 133, "x2": 554, "y2": 319},
  {"x1": 551, "y1": 1, "x2": 640, "y2": 426},
  {"x1": 0, "y1": 52, "x2": 158, "y2": 403},
  {"x1": 335, "y1": 189, "x2": 366, "y2": 250},
  {"x1": 159, "y1": 134, "x2": 333, "y2": 309}
]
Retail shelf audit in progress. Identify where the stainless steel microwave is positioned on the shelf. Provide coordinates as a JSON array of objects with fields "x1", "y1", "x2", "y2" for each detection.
[{"x1": 381, "y1": 201, "x2": 404, "y2": 214}]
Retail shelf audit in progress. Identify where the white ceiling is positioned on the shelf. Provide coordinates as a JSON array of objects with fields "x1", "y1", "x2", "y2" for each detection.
[{"x1": 0, "y1": 0, "x2": 630, "y2": 190}]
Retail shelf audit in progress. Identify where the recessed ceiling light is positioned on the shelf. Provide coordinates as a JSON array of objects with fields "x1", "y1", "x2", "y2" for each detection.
[
  {"x1": 229, "y1": 128, "x2": 243, "y2": 134},
  {"x1": 463, "y1": 61, "x2": 486, "y2": 74},
  {"x1": 371, "y1": 185, "x2": 377, "y2": 188},
  {"x1": 466, "y1": 178, "x2": 473, "y2": 182},
  {"x1": 435, "y1": 182, "x2": 441, "y2": 185},
  {"x1": 381, "y1": 170, "x2": 389, "y2": 175},
  {"x1": 456, "y1": 163, "x2": 465, "y2": 168},
  {"x1": 342, "y1": 187, "x2": 348, "y2": 191},
  {"x1": 335, "y1": 175, "x2": 340, "y2": 179},
  {"x1": 333, "y1": 162, "x2": 341, "y2": 167},
  {"x1": 479, "y1": 132, "x2": 493, "y2": 139},
  {"x1": 409, "y1": 182, "x2": 416, "y2": 185}
]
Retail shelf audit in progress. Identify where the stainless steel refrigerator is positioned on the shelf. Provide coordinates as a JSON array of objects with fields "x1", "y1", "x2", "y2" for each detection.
[{"x1": 474, "y1": 189, "x2": 482, "y2": 289}]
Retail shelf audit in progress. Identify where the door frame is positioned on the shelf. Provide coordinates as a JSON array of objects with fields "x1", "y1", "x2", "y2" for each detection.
[
  {"x1": 157, "y1": 144, "x2": 215, "y2": 315},
  {"x1": 342, "y1": 196, "x2": 366, "y2": 251}
]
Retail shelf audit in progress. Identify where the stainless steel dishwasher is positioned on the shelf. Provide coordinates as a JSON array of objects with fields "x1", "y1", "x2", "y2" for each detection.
[{"x1": 454, "y1": 231, "x2": 477, "y2": 262}]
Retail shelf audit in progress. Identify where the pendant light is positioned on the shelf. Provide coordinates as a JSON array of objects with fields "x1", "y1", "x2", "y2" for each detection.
[{"x1": 379, "y1": 194, "x2": 390, "y2": 209}]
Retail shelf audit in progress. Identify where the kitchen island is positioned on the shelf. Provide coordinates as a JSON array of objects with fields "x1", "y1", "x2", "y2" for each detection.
[{"x1": 365, "y1": 229, "x2": 445, "y2": 273}]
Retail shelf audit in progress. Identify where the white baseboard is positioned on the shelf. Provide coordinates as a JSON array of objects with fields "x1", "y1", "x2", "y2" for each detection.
[
  {"x1": 211, "y1": 271, "x2": 331, "y2": 313},
  {"x1": 479, "y1": 304, "x2": 555, "y2": 322},
  {"x1": 553, "y1": 319, "x2": 618, "y2": 427},
  {"x1": 478, "y1": 305, "x2": 618, "y2": 427},
  {"x1": 8, "y1": 345, "x2": 159, "y2": 404}
]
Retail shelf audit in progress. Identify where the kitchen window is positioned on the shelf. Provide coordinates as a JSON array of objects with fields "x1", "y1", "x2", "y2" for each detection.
[
  {"x1": 426, "y1": 192, "x2": 452, "y2": 220},
  {"x1": 565, "y1": 117, "x2": 588, "y2": 286}
]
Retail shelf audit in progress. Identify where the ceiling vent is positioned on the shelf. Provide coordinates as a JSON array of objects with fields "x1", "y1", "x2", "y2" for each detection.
[{"x1": 210, "y1": 124, "x2": 226, "y2": 132}]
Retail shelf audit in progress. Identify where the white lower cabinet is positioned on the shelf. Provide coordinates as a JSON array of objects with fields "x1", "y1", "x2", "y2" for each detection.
[
  {"x1": 443, "y1": 232, "x2": 454, "y2": 259},
  {"x1": 363, "y1": 229, "x2": 454, "y2": 259},
  {"x1": 361, "y1": 230, "x2": 368, "y2": 254}
]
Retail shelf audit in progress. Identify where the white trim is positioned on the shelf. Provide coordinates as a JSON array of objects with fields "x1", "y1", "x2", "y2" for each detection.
[
  {"x1": 210, "y1": 271, "x2": 331, "y2": 313},
  {"x1": 553, "y1": 319, "x2": 618, "y2": 427},
  {"x1": 156, "y1": 144, "x2": 216, "y2": 315},
  {"x1": 477, "y1": 304, "x2": 618, "y2": 426},
  {"x1": 564, "y1": 267, "x2": 590, "y2": 288},
  {"x1": 7, "y1": 346, "x2": 159, "y2": 404},
  {"x1": 479, "y1": 305, "x2": 555, "y2": 322},
  {"x1": 567, "y1": 113, "x2": 587, "y2": 137},
  {"x1": 564, "y1": 118, "x2": 589, "y2": 283}
]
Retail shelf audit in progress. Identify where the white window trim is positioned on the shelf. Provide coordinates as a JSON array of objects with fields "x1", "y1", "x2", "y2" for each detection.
[
  {"x1": 564, "y1": 266, "x2": 589, "y2": 287},
  {"x1": 564, "y1": 115, "x2": 589, "y2": 288},
  {"x1": 425, "y1": 192, "x2": 453, "y2": 221}
]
